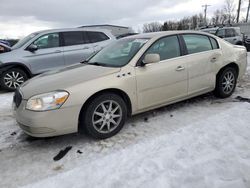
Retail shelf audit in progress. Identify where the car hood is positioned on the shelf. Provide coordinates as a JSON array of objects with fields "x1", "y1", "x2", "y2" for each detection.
[{"x1": 20, "y1": 64, "x2": 121, "y2": 99}]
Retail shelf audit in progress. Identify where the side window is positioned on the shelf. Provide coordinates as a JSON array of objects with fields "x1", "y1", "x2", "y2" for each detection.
[
  {"x1": 210, "y1": 37, "x2": 219, "y2": 49},
  {"x1": 87, "y1": 32, "x2": 109, "y2": 43},
  {"x1": 183, "y1": 34, "x2": 212, "y2": 54},
  {"x1": 144, "y1": 35, "x2": 181, "y2": 61},
  {"x1": 62, "y1": 31, "x2": 85, "y2": 46},
  {"x1": 216, "y1": 29, "x2": 225, "y2": 38},
  {"x1": 225, "y1": 29, "x2": 235, "y2": 37},
  {"x1": 33, "y1": 33, "x2": 59, "y2": 49}
]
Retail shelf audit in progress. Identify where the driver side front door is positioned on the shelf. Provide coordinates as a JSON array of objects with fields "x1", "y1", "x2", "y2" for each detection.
[{"x1": 135, "y1": 35, "x2": 188, "y2": 110}]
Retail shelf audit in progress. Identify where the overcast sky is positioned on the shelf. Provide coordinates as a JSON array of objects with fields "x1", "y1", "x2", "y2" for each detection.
[{"x1": 0, "y1": 0, "x2": 249, "y2": 39}]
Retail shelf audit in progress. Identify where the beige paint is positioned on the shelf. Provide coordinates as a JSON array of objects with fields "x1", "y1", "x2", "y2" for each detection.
[{"x1": 14, "y1": 31, "x2": 248, "y2": 137}]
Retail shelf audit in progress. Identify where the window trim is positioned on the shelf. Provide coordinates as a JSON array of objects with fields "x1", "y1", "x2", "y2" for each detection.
[{"x1": 136, "y1": 34, "x2": 183, "y2": 67}]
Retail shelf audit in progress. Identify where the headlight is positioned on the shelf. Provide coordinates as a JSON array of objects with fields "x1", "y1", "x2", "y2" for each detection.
[{"x1": 26, "y1": 91, "x2": 69, "y2": 111}]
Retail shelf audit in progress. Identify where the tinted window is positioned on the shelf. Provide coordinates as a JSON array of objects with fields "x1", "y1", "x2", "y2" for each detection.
[
  {"x1": 216, "y1": 29, "x2": 225, "y2": 38},
  {"x1": 145, "y1": 36, "x2": 180, "y2": 61},
  {"x1": 225, "y1": 29, "x2": 235, "y2": 37},
  {"x1": 33, "y1": 33, "x2": 59, "y2": 49},
  {"x1": 210, "y1": 37, "x2": 219, "y2": 49},
  {"x1": 183, "y1": 34, "x2": 212, "y2": 54},
  {"x1": 63, "y1": 31, "x2": 86, "y2": 46},
  {"x1": 87, "y1": 32, "x2": 109, "y2": 43}
]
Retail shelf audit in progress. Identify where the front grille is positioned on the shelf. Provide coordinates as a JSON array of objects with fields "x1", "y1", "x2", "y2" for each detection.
[{"x1": 13, "y1": 89, "x2": 22, "y2": 108}]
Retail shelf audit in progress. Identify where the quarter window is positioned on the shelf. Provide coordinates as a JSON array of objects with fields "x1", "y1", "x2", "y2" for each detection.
[
  {"x1": 144, "y1": 35, "x2": 181, "y2": 61},
  {"x1": 87, "y1": 32, "x2": 109, "y2": 43},
  {"x1": 33, "y1": 33, "x2": 59, "y2": 49},
  {"x1": 210, "y1": 37, "x2": 219, "y2": 49},
  {"x1": 183, "y1": 34, "x2": 212, "y2": 54}
]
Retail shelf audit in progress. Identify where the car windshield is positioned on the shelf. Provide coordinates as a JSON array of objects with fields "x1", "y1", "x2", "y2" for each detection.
[
  {"x1": 88, "y1": 38, "x2": 149, "y2": 67},
  {"x1": 12, "y1": 32, "x2": 40, "y2": 50}
]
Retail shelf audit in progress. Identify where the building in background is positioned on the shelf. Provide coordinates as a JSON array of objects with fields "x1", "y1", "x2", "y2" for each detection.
[{"x1": 79, "y1": 24, "x2": 133, "y2": 37}]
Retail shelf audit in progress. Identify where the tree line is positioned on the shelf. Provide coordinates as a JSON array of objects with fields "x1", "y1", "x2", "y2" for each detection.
[{"x1": 143, "y1": 0, "x2": 249, "y2": 33}]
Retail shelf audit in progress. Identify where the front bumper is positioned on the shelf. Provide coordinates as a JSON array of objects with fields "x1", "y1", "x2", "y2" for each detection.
[{"x1": 13, "y1": 100, "x2": 81, "y2": 137}]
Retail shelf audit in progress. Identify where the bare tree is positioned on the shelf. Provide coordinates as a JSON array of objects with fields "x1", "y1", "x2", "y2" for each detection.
[
  {"x1": 143, "y1": 22, "x2": 163, "y2": 33},
  {"x1": 224, "y1": 0, "x2": 236, "y2": 24}
]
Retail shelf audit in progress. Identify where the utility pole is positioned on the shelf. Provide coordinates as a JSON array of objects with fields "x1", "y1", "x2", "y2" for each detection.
[
  {"x1": 236, "y1": 0, "x2": 242, "y2": 23},
  {"x1": 246, "y1": 0, "x2": 250, "y2": 22},
  {"x1": 202, "y1": 4, "x2": 211, "y2": 26}
]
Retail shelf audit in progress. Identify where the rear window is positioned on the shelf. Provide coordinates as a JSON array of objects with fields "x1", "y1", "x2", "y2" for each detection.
[
  {"x1": 87, "y1": 32, "x2": 109, "y2": 43},
  {"x1": 183, "y1": 34, "x2": 212, "y2": 54},
  {"x1": 62, "y1": 31, "x2": 85, "y2": 46}
]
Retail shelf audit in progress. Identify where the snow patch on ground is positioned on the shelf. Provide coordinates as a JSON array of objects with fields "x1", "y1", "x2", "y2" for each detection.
[
  {"x1": 0, "y1": 53, "x2": 249, "y2": 188},
  {"x1": 23, "y1": 103, "x2": 250, "y2": 188}
]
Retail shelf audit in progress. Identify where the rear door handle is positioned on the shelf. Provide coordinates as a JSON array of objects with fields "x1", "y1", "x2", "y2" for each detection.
[
  {"x1": 176, "y1": 66, "x2": 185, "y2": 71},
  {"x1": 83, "y1": 46, "x2": 90, "y2": 50}
]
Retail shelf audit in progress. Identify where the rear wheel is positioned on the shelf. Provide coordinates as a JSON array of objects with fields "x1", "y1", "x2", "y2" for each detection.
[
  {"x1": 214, "y1": 67, "x2": 237, "y2": 98},
  {"x1": 80, "y1": 93, "x2": 127, "y2": 139},
  {"x1": 0, "y1": 68, "x2": 28, "y2": 91}
]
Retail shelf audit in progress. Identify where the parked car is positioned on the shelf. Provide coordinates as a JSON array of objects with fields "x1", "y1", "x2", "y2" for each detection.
[
  {"x1": 0, "y1": 28, "x2": 116, "y2": 91},
  {"x1": 13, "y1": 31, "x2": 247, "y2": 139},
  {"x1": 0, "y1": 42, "x2": 11, "y2": 53},
  {"x1": 244, "y1": 37, "x2": 250, "y2": 51},
  {"x1": 201, "y1": 26, "x2": 244, "y2": 45}
]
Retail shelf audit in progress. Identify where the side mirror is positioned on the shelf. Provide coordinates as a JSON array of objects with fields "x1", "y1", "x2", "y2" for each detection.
[
  {"x1": 27, "y1": 44, "x2": 38, "y2": 52},
  {"x1": 143, "y1": 53, "x2": 160, "y2": 65}
]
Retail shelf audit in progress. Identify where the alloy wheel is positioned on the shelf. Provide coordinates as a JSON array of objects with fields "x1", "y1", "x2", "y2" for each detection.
[
  {"x1": 4, "y1": 71, "x2": 25, "y2": 89},
  {"x1": 92, "y1": 100, "x2": 122, "y2": 134},
  {"x1": 222, "y1": 71, "x2": 235, "y2": 94}
]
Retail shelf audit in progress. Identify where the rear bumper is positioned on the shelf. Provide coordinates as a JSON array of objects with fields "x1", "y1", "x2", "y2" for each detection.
[{"x1": 13, "y1": 100, "x2": 81, "y2": 137}]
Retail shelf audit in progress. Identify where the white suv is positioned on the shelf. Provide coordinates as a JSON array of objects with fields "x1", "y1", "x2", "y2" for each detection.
[{"x1": 201, "y1": 27, "x2": 243, "y2": 45}]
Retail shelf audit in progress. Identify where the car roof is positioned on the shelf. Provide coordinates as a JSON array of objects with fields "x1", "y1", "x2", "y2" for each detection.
[
  {"x1": 33, "y1": 28, "x2": 112, "y2": 35},
  {"x1": 126, "y1": 30, "x2": 215, "y2": 40}
]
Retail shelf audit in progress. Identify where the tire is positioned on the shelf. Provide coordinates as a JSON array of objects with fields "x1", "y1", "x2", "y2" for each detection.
[
  {"x1": 0, "y1": 68, "x2": 28, "y2": 91},
  {"x1": 214, "y1": 67, "x2": 237, "y2": 98},
  {"x1": 80, "y1": 93, "x2": 127, "y2": 139}
]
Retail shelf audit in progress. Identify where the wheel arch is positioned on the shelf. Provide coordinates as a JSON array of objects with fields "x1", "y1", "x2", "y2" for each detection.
[
  {"x1": 78, "y1": 88, "x2": 132, "y2": 132},
  {"x1": 0, "y1": 62, "x2": 32, "y2": 78},
  {"x1": 216, "y1": 62, "x2": 239, "y2": 80}
]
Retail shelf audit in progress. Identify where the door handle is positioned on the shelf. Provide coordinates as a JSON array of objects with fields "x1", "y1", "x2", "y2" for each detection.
[
  {"x1": 210, "y1": 57, "x2": 217, "y2": 63},
  {"x1": 176, "y1": 66, "x2": 185, "y2": 71},
  {"x1": 83, "y1": 47, "x2": 90, "y2": 50},
  {"x1": 54, "y1": 50, "x2": 62, "y2": 53}
]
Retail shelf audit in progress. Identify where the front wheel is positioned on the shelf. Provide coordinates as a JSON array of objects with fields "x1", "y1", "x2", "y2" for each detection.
[
  {"x1": 80, "y1": 93, "x2": 127, "y2": 139},
  {"x1": 214, "y1": 67, "x2": 237, "y2": 98},
  {"x1": 0, "y1": 68, "x2": 28, "y2": 91}
]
